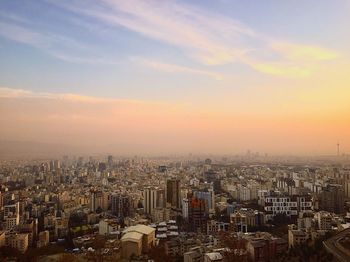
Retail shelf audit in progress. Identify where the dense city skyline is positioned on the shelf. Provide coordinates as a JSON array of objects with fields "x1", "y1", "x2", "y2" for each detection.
[{"x1": 1, "y1": 0, "x2": 350, "y2": 156}]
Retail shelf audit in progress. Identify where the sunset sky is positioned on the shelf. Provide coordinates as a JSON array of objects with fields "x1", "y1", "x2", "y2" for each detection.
[{"x1": 1, "y1": 0, "x2": 350, "y2": 156}]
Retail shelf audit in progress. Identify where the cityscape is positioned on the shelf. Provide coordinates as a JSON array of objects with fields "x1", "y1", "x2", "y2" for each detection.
[
  {"x1": 1, "y1": 155, "x2": 350, "y2": 261},
  {"x1": 1, "y1": 1, "x2": 350, "y2": 262}
]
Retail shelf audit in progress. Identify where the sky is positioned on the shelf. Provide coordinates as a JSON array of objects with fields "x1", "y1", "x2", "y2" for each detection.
[{"x1": 0, "y1": 0, "x2": 350, "y2": 156}]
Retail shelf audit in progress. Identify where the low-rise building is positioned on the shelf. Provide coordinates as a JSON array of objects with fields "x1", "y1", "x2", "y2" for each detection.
[
  {"x1": 99, "y1": 219, "x2": 120, "y2": 236},
  {"x1": 288, "y1": 229, "x2": 308, "y2": 248},
  {"x1": 37, "y1": 230, "x2": 49, "y2": 248},
  {"x1": 6, "y1": 233, "x2": 29, "y2": 253},
  {"x1": 121, "y1": 224, "x2": 155, "y2": 259},
  {"x1": 204, "y1": 252, "x2": 223, "y2": 262}
]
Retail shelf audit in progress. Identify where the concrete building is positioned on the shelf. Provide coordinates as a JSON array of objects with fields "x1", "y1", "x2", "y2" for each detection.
[
  {"x1": 111, "y1": 193, "x2": 131, "y2": 218},
  {"x1": 184, "y1": 249, "x2": 202, "y2": 262},
  {"x1": 320, "y1": 184, "x2": 344, "y2": 214},
  {"x1": 6, "y1": 233, "x2": 29, "y2": 253},
  {"x1": 121, "y1": 231, "x2": 143, "y2": 259},
  {"x1": 264, "y1": 194, "x2": 312, "y2": 221},
  {"x1": 151, "y1": 207, "x2": 170, "y2": 223},
  {"x1": 182, "y1": 198, "x2": 189, "y2": 219},
  {"x1": 204, "y1": 252, "x2": 223, "y2": 262},
  {"x1": 166, "y1": 179, "x2": 181, "y2": 209},
  {"x1": 288, "y1": 229, "x2": 308, "y2": 248},
  {"x1": 207, "y1": 220, "x2": 230, "y2": 234},
  {"x1": 90, "y1": 189, "x2": 103, "y2": 212},
  {"x1": 121, "y1": 224, "x2": 156, "y2": 259},
  {"x1": 5, "y1": 214, "x2": 19, "y2": 230},
  {"x1": 315, "y1": 211, "x2": 332, "y2": 231},
  {"x1": 99, "y1": 219, "x2": 120, "y2": 236},
  {"x1": 194, "y1": 187, "x2": 215, "y2": 214},
  {"x1": 230, "y1": 208, "x2": 265, "y2": 233},
  {"x1": 188, "y1": 197, "x2": 209, "y2": 233},
  {"x1": 244, "y1": 233, "x2": 287, "y2": 262},
  {"x1": 37, "y1": 230, "x2": 49, "y2": 248},
  {"x1": 143, "y1": 187, "x2": 158, "y2": 215}
]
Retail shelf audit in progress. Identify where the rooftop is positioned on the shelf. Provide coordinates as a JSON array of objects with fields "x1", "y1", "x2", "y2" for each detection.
[{"x1": 123, "y1": 224, "x2": 155, "y2": 235}]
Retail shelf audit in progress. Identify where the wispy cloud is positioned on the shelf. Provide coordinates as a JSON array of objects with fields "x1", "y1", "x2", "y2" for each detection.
[
  {"x1": 136, "y1": 58, "x2": 224, "y2": 80},
  {"x1": 50, "y1": 52, "x2": 119, "y2": 66},
  {"x1": 49, "y1": 0, "x2": 255, "y2": 66},
  {"x1": 0, "y1": 87, "x2": 34, "y2": 98},
  {"x1": 249, "y1": 62, "x2": 312, "y2": 77},
  {"x1": 0, "y1": 11, "x2": 31, "y2": 24},
  {"x1": 0, "y1": 87, "x2": 181, "y2": 106},
  {"x1": 0, "y1": 87, "x2": 106, "y2": 102},
  {"x1": 271, "y1": 42, "x2": 339, "y2": 61},
  {"x1": 48, "y1": 0, "x2": 339, "y2": 77},
  {"x1": 0, "y1": 21, "x2": 45, "y2": 47},
  {"x1": 0, "y1": 20, "x2": 116, "y2": 66},
  {"x1": 0, "y1": 0, "x2": 341, "y2": 77}
]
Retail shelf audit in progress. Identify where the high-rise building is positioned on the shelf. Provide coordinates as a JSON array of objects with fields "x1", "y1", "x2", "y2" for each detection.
[
  {"x1": 194, "y1": 187, "x2": 215, "y2": 214},
  {"x1": 90, "y1": 190, "x2": 103, "y2": 212},
  {"x1": 156, "y1": 189, "x2": 165, "y2": 208},
  {"x1": 182, "y1": 198, "x2": 189, "y2": 219},
  {"x1": 143, "y1": 187, "x2": 158, "y2": 215},
  {"x1": 188, "y1": 197, "x2": 209, "y2": 233},
  {"x1": 320, "y1": 184, "x2": 344, "y2": 214},
  {"x1": 49, "y1": 160, "x2": 60, "y2": 171},
  {"x1": 333, "y1": 169, "x2": 350, "y2": 198},
  {"x1": 166, "y1": 179, "x2": 181, "y2": 209},
  {"x1": 107, "y1": 155, "x2": 113, "y2": 166},
  {"x1": 111, "y1": 194, "x2": 131, "y2": 218}
]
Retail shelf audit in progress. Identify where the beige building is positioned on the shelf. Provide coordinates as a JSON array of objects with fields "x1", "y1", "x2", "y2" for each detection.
[
  {"x1": 288, "y1": 229, "x2": 308, "y2": 248},
  {"x1": 6, "y1": 233, "x2": 29, "y2": 253},
  {"x1": 121, "y1": 224, "x2": 156, "y2": 259},
  {"x1": 315, "y1": 211, "x2": 332, "y2": 231},
  {"x1": 5, "y1": 215, "x2": 19, "y2": 231},
  {"x1": 121, "y1": 231, "x2": 143, "y2": 258},
  {"x1": 37, "y1": 230, "x2": 50, "y2": 248},
  {"x1": 99, "y1": 219, "x2": 120, "y2": 236},
  {"x1": 151, "y1": 207, "x2": 170, "y2": 223},
  {"x1": 230, "y1": 208, "x2": 264, "y2": 233},
  {"x1": 204, "y1": 252, "x2": 223, "y2": 262}
]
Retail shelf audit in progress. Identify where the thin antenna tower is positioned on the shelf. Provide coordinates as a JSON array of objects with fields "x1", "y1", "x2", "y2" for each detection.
[{"x1": 337, "y1": 142, "x2": 340, "y2": 156}]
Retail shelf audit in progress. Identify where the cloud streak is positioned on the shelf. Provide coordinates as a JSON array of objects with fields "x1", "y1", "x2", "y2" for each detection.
[
  {"x1": 0, "y1": 1, "x2": 341, "y2": 78},
  {"x1": 46, "y1": 0, "x2": 340, "y2": 77},
  {"x1": 50, "y1": 0, "x2": 254, "y2": 66},
  {"x1": 0, "y1": 20, "x2": 117, "y2": 66},
  {"x1": 0, "y1": 87, "x2": 106, "y2": 102},
  {"x1": 136, "y1": 58, "x2": 224, "y2": 80},
  {"x1": 271, "y1": 42, "x2": 339, "y2": 61}
]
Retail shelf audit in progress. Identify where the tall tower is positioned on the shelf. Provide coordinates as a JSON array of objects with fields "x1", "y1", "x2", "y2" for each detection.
[
  {"x1": 111, "y1": 193, "x2": 130, "y2": 218},
  {"x1": 337, "y1": 142, "x2": 340, "y2": 156},
  {"x1": 166, "y1": 179, "x2": 181, "y2": 209},
  {"x1": 90, "y1": 189, "x2": 103, "y2": 212},
  {"x1": 143, "y1": 187, "x2": 157, "y2": 215}
]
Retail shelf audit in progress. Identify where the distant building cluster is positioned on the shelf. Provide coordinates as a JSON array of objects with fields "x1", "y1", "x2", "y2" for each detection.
[{"x1": 0, "y1": 155, "x2": 350, "y2": 260}]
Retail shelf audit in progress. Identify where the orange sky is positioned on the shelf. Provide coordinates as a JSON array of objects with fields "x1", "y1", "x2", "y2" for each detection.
[
  {"x1": 1, "y1": 1, "x2": 350, "y2": 156},
  {"x1": 1, "y1": 84, "x2": 349, "y2": 155}
]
